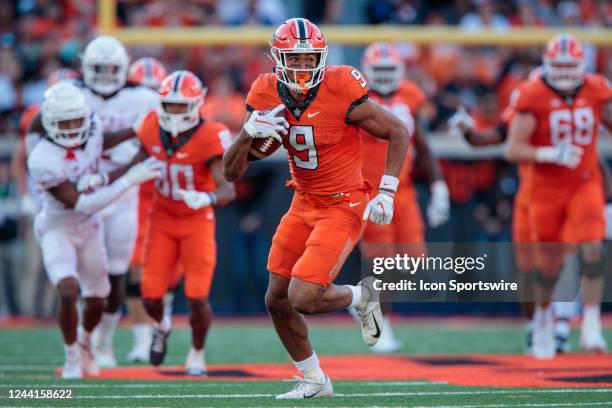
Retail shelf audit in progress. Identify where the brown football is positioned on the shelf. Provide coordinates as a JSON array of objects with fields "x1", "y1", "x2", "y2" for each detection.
[{"x1": 247, "y1": 107, "x2": 286, "y2": 161}]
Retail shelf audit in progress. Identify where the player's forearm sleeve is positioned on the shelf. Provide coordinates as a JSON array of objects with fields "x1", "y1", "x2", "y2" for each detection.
[{"x1": 74, "y1": 177, "x2": 131, "y2": 214}]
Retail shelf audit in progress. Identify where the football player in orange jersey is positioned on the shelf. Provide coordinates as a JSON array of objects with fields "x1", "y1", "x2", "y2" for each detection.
[
  {"x1": 506, "y1": 34, "x2": 612, "y2": 358},
  {"x1": 223, "y1": 18, "x2": 410, "y2": 399},
  {"x1": 104, "y1": 70, "x2": 235, "y2": 374},
  {"x1": 124, "y1": 57, "x2": 168, "y2": 363},
  {"x1": 359, "y1": 42, "x2": 449, "y2": 353}
]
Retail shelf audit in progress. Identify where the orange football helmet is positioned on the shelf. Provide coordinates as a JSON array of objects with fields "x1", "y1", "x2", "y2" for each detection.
[
  {"x1": 157, "y1": 70, "x2": 206, "y2": 136},
  {"x1": 361, "y1": 42, "x2": 404, "y2": 96},
  {"x1": 270, "y1": 18, "x2": 328, "y2": 94},
  {"x1": 543, "y1": 34, "x2": 585, "y2": 91},
  {"x1": 128, "y1": 57, "x2": 167, "y2": 90}
]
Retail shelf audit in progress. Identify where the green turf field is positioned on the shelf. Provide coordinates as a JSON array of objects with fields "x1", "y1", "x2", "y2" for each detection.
[{"x1": 1, "y1": 319, "x2": 611, "y2": 407}]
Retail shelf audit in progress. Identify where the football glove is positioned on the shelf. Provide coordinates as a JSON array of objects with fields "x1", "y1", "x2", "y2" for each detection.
[
  {"x1": 125, "y1": 157, "x2": 164, "y2": 186},
  {"x1": 177, "y1": 189, "x2": 217, "y2": 210},
  {"x1": 535, "y1": 139, "x2": 583, "y2": 169},
  {"x1": 448, "y1": 106, "x2": 475, "y2": 136},
  {"x1": 427, "y1": 180, "x2": 450, "y2": 228},
  {"x1": 243, "y1": 104, "x2": 289, "y2": 143},
  {"x1": 363, "y1": 175, "x2": 398, "y2": 225},
  {"x1": 76, "y1": 172, "x2": 109, "y2": 192}
]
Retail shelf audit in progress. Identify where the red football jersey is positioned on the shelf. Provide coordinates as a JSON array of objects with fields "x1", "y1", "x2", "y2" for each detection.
[
  {"x1": 514, "y1": 74, "x2": 612, "y2": 186},
  {"x1": 137, "y1": 111, "x2": 229, "y2": 216},
  {"x1": 360, "y1": 81, "x2": 424, "y2": 191},
  {"x1": 245, "y1": 65, "x2": 370, "y2": 196}
]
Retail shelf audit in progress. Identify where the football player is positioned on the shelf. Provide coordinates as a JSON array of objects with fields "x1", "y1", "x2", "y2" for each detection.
[
  {"x1": 223, "y1": 18, "x2": 410, "y2": 399},
  {"x1": 124, "y1": 57, "x2": 168, "y2": 362},
  {"x1": 79, "y1": 36, "x2": 159, "y2": 367},
  {"x1": 506, "y1": 34, "x2": 612, "y2": 358},
  {"x1": 26, "y1": 82, "x2": 161, "y2": 378},
  {"x1": 111, "y1": 70, "x2": 235, "y2": 374},
  {"x1": 359, "y1": 41, "x2": 449, "y2": 353}
]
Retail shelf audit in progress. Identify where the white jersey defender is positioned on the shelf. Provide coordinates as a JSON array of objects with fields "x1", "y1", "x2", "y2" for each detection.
[{"x1": 82, "y1": 86, "x2": 158, "y2": 274}]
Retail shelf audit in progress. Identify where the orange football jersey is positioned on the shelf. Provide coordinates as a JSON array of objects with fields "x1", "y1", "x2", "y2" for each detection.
[
  {"x1": 361, "y1": 81, "x2": 424, "y2": 190},
  {"x1": 514, "y1": 74, "x2": 612, "y2": 186},
  {"x1": 245, "y1": 65, "x2": 370, "y2": 196},
  {"x1": 137, "y1": 111, "x2": 229, "y2": 217}
]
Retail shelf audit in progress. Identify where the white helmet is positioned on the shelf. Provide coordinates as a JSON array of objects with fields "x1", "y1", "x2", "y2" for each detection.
[
  {"x1": 82, "y1": 36, "x2": 129, "y2": 96},
  {"x1": 41, "y1": 82, "x2": 91, "y2": 149},
  {"x1": 362, "y1": 42, "x2": 405, "y2": 96}
]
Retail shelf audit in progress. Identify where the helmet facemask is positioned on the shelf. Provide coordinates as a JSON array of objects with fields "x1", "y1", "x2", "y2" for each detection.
[
  {"x1": 42, "y1": 109, "x2": 91, "y2": 149},
  {"x1": 158, "y1": 94, "x2": 204, "y2": 137},
  {"x1": 84, "y1": 62, "x2": 128, "y2": 96},
  {"x1": 363, "y1": 62, "x2": 404, "y2": 96},
  {"x1": 543, "y1": 59, "x2": 585, "y2": 91},
  {"x1": 271, "y1": 47, "x2": 328, "y2": 94}
]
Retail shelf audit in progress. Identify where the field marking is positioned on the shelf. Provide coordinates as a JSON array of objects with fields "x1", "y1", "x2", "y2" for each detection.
[
  {"x1": 66, "y1": 388, "x2": 612, "y2": 399},
  {"x1": 0, "y1": 381, "x2": 443, "y2": 389}
]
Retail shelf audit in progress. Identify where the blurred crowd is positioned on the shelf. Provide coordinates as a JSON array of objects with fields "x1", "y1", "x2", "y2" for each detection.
[{"x1": 1, "y1": 0, "x2": 612, "y2": 241}]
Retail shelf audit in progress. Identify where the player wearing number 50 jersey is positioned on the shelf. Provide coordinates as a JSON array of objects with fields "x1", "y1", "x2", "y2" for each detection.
[
  {"x1": 506, "y1": 34, "x2": 612, "y2": 358},
  {"x1": 131, "y1": 70, "x2": 235, "y2": 375},
  {"x1": 223, "y1": 18, "x2": 409, "y2": 399}
]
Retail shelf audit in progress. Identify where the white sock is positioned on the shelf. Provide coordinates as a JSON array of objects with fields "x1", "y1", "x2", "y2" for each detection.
[
  {"x1": 97, "y1": 312, "x2": 121, "y2": 349},
  {"x1": 346, "y1": 285, "x2": 362, "y2": 308},
  {"x1": 294, "y1": 352, "x2": 325, "y2": 382},
  {"x1": 64, "y1": 342, "x2": 78, "y2": 357},
  {"x1": 156, "y1": 317, "x2": 171, "y2": 333},
  {"x1": 555, "y1": 318, "x2": 571, "y2": 337},
  {"x1": 163, "y1": 292, "x2": 174, "y2": 320},
  {"x1": 80, "y1": 329, "x2": 92, "y2": 345},
  {"x1": 583, "y1": 305, "x2": 600, "y2": 322}
]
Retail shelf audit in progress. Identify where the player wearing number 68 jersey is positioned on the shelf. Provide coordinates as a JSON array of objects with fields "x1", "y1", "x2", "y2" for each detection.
[
  {"x1": 506, "y1": 34, "x2": 612, "y2": 358},
  {"x1": 131, "y1": 70, "x2": 236, "y2": 375},
  {"x1": 223, "y1": 18, "x2": 409, "y2": 399}
]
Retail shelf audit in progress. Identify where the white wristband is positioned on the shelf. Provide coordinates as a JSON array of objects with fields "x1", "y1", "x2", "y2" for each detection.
[{"x1": 379, "y1": 175, "x2": 399, "y2": 196}]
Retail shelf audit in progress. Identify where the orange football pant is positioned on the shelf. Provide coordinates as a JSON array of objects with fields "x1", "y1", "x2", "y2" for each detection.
[
  {"x1": 141, "y1": 209, "x2": 216, "y2": 299},
  {"x1": 267, "y1": 190, "x2": 368, "y2": 287}
]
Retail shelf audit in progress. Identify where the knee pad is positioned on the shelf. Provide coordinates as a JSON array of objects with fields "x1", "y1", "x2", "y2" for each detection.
[{"x1": 126, "y1": 281, "x2": 141, "y2": 298}]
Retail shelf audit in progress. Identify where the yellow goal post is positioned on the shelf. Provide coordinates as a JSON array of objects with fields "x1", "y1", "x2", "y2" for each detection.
[{"x1": 98, "y1": 0, "x2": 612, "y2": 46}]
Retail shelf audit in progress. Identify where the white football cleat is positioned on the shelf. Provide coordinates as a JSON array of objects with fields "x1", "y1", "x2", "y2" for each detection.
[
  {"x1": 580, "y1": 314, "x2": 608, "y2": 353},
  {"x1": 275, "y1": 376, "x2": 333, "y2": 399},
  {"x1": 127, "y1": 345, "x2": 150, "y2": 363},
  {"x1": 532, "y1": 306, "x2": 556, "y2": 359},
  {"x1": 80, "y1": 340, "x2": 100, "y2": 376},
  {"x1": 185, "y1": 347, "x2": 206, "y2": 376},
  {"x1": 353, "y1": 277, "x2": 383, "y2": 346},
  {"x1": 94, "y1": 345, "x2": 117, "y2": 368},
  {"x1": 127, "y1": 324, "x2": 153, "y2": 363},
  {"x1": 62, "y1": 348, "x2": 82, "y2": 379}
]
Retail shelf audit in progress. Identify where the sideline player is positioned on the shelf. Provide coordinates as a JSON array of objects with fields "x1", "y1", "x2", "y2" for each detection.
[
  {"x1": 27, "y1": 82, "x2": 161, "y2": 378},
  {"x1": 359, "y1": 41, "x2": 449, "y2": 353},
  {"x1": 506, "y1": 34, "x2": 612, "y2": 358},
  {"x1": 223, "y1": 18, "x2": 409, "y2": 398},
  {"x1": 79, "y1": 36, "x2": 159, "y2": 367},
  {"x1": 123, "y1": 57, "x2": 168, "y2": 362},
  {"x1": 123, "y1": 70, "x2": 235, "y2": 374}
]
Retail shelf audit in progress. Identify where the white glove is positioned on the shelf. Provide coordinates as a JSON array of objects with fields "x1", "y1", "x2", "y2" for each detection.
[
  {"x1": 363, "y1": 175, "x2": 398, "y2": 225},
  {"x1": 243, "y1": 104, "x2": 289, "y2": 143},
  {"x1": 448, "y1": 106, "x2": 475, "y2": 135},
  {"x1": 19, "y1": 194, "x2": 39, "y2": 216},
  {"x1": 535, "y1": 139, "x2": 583, "y2": 169},
  {"x1": 177, "y1": 189, "x2": 217, "y2": 210},
  {"x1": 76, "y1": 172, "x2": 109, "y2": 192},
  {"x1": 125, "y1": 157, "x2": 164, "y2": 186},
  {"x1": 427, "y1": 180, "x2": 450, "y2": 228}
]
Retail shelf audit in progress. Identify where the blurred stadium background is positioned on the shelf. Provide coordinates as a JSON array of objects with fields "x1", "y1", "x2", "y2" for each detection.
[{"x1": 1, "y1": 0, "x2": 612, "y2": 320}]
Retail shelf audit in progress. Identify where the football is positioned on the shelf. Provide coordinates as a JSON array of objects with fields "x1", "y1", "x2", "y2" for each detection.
[{"x1": 246, "y1": 107, "x2": 286, "y2": 161}]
